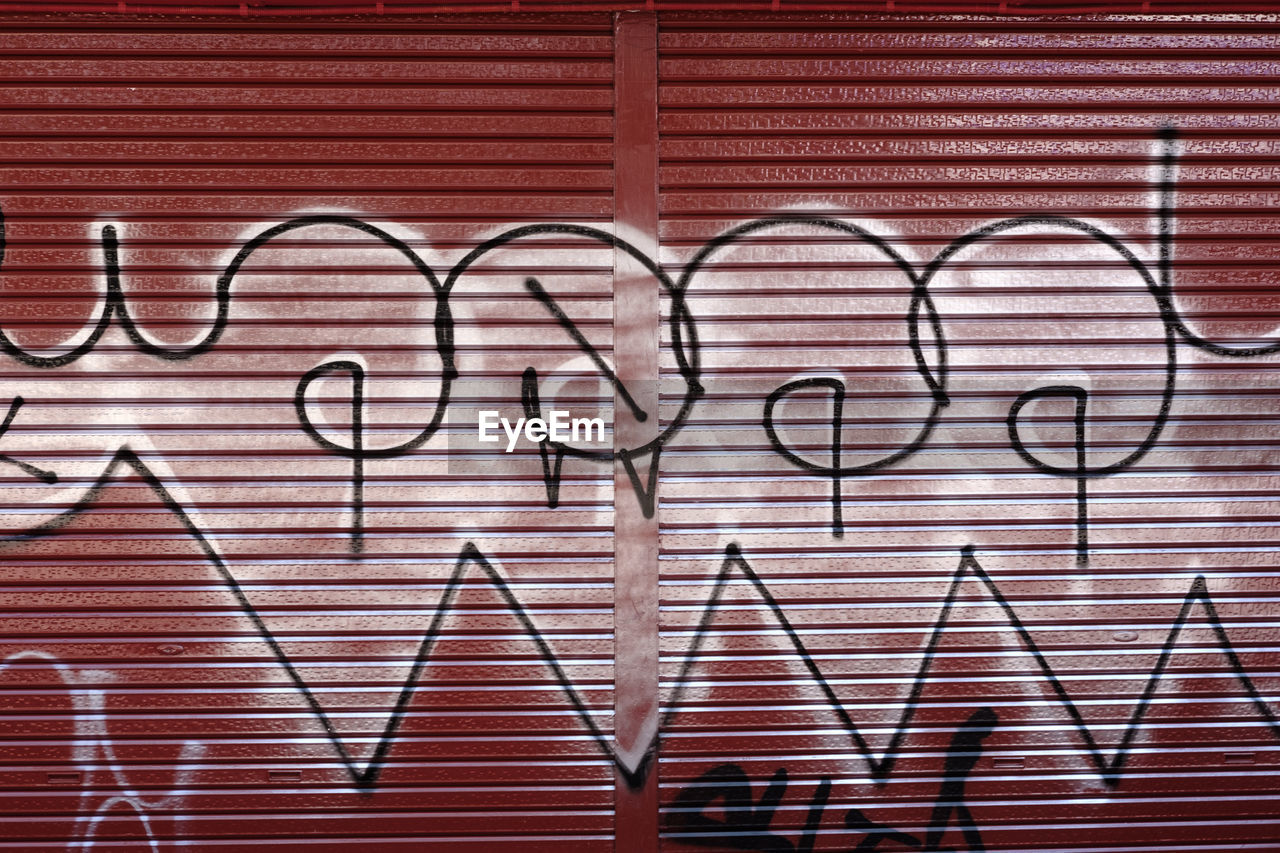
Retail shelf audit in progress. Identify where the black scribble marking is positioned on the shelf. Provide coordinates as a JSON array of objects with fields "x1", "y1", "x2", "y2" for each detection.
[
  {"x1": 0, "y1": 396, "x2": 56, "y2": 484},
  {"x1": 443, "y1": 225, "x2": 697, "y2": 500},
  {"x1": 524, "y1": 275, "x2": 647, "y2": 423},
  {"x1": 0, "y1": 128, "x2": 1274, "y2": 796},
  {"x1": 926, "y1": 212, "x2": 1174, "y2": 567},
  {"x1": 844, "y1": 807, "x2": 926, "y2": 852},
  {"x1": 13, "y1": 460, "x2": 1270, "y2": 794},
  {"x1": 840, "y1": 709, "x2": 996, "y2": 850},
  {"x1": 764, "y1": 377, "x2": 847, "y2": 538},
  {"x1": 1152, "y1": 127, "x2": 1280, "y2": 359},
  {"x1": 293, "y1": 361, "x2": 365, "y2": 554},
  {"x1": 667, "y1": 764, "x2": 803, "y2": 852},
  {"x1": 5, "y1": 447, "x2": 629, "y2": 788},
  {"x1": 711, "y1": 217, "x2": 948, "y2": 542},
  {"x1": 1006, "y1": 384, "x2": 1089, "y2": 564},
  {"x1": 922, "y1": 706, "x2": 997, "y2": 851},
  {"x1": 668, "y1": 710, "x2": 996, "y2": 851},
  {"x1": 658, "y1": 544, "x2": 1280, "y2": 789},
  {"x1": 521, "y1": 366, "x2": 565, "y2": 508},
  {"x1": 358, "y1": 540, "x2": 619, "y2": 787},
  {"x1": 799, "y1": 777, "x2": 832, "y2": 853},
  {"x1": 619, "y1": 445, "x2": 661, "y2": 519},
  {"x1": 2, "y1": 127, "x2": 1268, "y2": 557}
]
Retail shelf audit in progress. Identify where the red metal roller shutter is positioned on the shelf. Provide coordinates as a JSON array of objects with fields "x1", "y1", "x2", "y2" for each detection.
[
  {"x1": 0, "y1": 6, "x2": 1277, "y2": 852},
  {"x1": 656, "y1": 13, "x2": 1280, "y2": 853},
  {"x1": 0, "y1": 13, "x2": 620, "y2": 851}
]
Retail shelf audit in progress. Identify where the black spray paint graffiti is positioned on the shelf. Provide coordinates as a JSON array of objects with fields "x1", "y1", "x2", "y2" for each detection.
[
  {"x1": 0, "y1": 126, "x2": 1275, "y2": 795},
  {"x1": 659, "y1": 544, "x2": 1280, "y2": 790},
  {"x1": 0, "y1": 127, "x2": 1274, "y2": 561},
  {"x1": 669, "y1": 763, "x2": 832, "y2": 853},
  {"x1": 7, "y1": 452, "x2": 1280, "y2": 794},
  {"x1": 0, "y1": 215, "x2": 698, "y2": 549},
  {"x1": 667, "y1": 707, "x2": 998, "y2": 851}
]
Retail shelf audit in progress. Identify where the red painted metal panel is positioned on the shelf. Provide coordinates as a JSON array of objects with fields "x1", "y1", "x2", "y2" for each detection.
[
  {"x1": 0, "y1": 12, "x2": 620, "y2": 850},
  {"x1": 0, "y1": 7, "x2": 1276, "y2": 852},
  {"x1": 655, "y1": 12, "x2": 1280, "y2": 853}
]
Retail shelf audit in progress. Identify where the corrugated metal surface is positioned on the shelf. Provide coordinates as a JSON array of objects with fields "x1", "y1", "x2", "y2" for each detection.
[
  {"x1": 0, "y1": 7, "x2": 1276, "y2": 852},
  {"x1": 0, "y1": 14, "x2": 620, "y2": 850},
  {"x1": 655, "y1": 13, "x2": 1280, "y2": 852}
]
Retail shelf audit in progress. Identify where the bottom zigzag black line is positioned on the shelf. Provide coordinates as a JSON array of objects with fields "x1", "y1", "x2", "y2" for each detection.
[{"x1": 5, "y1": 447, "x2": 1278, "y2": 789}]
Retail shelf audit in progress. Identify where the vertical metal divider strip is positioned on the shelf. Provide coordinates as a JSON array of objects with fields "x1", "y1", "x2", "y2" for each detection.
[{"x1": 613, "y1": 10, "x2": 662, "y2": 851}]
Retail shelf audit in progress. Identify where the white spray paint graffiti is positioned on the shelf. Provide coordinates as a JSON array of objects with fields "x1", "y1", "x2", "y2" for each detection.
[{"x1": 0, "y1": 651, "x2": 201, "y2": 851}]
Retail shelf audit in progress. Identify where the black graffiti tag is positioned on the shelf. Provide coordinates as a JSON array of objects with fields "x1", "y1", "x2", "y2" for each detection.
[
  {"x1": 667, "y1": 764, "x2": 831, "y2": 853},
  {"x1": 0, "y1": 128, "x2": 1273, "y2": 563},
  {"x1": 667, "y1": 707, "x2": 999, "y2": 851}
]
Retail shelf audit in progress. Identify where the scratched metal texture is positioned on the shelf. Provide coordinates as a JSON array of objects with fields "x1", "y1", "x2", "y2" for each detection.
[
  {"x1": 0, "y1": 13, "x2": 619, "y2": 851},
  {"x1": 655, "y1": 13, "x2": 1280, "y2": 852}
]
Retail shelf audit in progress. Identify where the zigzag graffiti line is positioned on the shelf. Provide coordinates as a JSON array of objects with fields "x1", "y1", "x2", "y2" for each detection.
[
  {"x1": 661, "y1": 545, "x2": 1280, "y2": 787},
  {"x1": 5, "y1": 455, "x2": 1279, "y2": 789},
  {"x1": 6, "y1": 446, "x2": 629, "y2": 788}
]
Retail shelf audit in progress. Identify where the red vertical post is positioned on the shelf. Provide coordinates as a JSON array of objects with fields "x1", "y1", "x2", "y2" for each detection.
[{"x1": 613, "y1": 10, "x2": 660, "y2": 852}]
